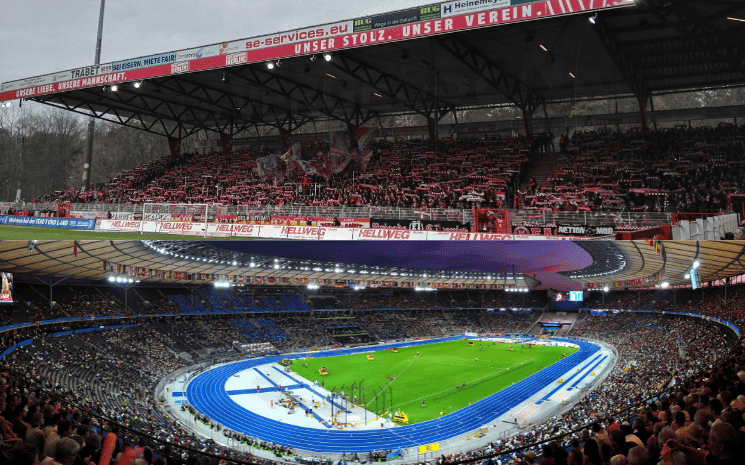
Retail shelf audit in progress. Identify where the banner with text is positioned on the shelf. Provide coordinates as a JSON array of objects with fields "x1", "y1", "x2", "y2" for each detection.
[
  {"x1": 370, "y1": 217, "x2": 471, "y2": 231},
  {"x1": 1, "y1": 1, "x2": 635, "y2": 102}
]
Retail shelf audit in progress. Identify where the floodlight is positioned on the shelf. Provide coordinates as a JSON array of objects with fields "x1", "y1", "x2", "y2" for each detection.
[
  {"x1": 267, "y1": 62, "x2": 275, "y2": 70},
  {"x1": 110, "y1": 84, "x2": 118, "y2": 92},
  {"x1": 323, "y1": 53, "x2": 332, "y2": 62}
]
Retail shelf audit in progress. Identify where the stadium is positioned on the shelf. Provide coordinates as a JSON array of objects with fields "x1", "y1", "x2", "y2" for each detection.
[
  {"x1": 1, "y1": 239, "x2": 745, "y2": 465},
  {"x1": 2, "y1": 0, "x2": 745, "y2": 239}
]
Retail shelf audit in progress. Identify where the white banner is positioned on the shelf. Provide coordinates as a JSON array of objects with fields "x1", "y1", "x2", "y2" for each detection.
[
  {"x1": 99, "y1": 219, "x2": 142, "y2": 232},
  {"x1": 352, "y1": 229, "x2": 428, "y2": 240},
  {"x1": 70, "y1": 211, "x2": 104, "y2": 219},
  {"x1": 440, "y1": 0, "x2": 510, "y2": 18},
  {"x1": 143, "y1": 213, "x2": 173, "y2": 221},
  {"x1": 157, "y1": 222, "x2": 205, "y2": 236},
  {"x1": 206, "y1": 223, "x2": 261, "y2": 238},
  {"x1": 318, "y1": 227, "x2": 355, "y2": 240},
  {"x1": 110, "y1": 212, "x2": 135, "y2": 220},
  {"x1": 227, "y1": 21, "x2": 353, "y2": 53}
]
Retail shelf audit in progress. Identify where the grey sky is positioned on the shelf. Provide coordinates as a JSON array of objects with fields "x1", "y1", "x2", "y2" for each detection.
[{"x1": 0, "y1": 0, "x2": 431, "y2": 85}]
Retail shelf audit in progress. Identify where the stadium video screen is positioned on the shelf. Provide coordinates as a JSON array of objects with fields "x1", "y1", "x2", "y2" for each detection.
[
  {"x1": 554, "y1": 291, "x2": 583, "y2": 302},
  {"x1": 0, "y1": 272, "x2": 12, "y2": 304}
]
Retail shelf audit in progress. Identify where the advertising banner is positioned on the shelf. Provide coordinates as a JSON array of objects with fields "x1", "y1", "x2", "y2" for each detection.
[
  {"x1": 271, "y1": 216, "x2": 370, "y2": 228},
  {"x1": 112, "y1": 52, "x2": 179, "y2": 73},
  {"x1": 511, "y1": 224, "x2": 557, "y2": 235},
  {"x1": 440, "y1": 0, "x2": 510, "y2": 18},
  {"x1": 1, "y1": 216, "x2": 95, "y2": 230},
  {"x1": 70, "y1": 211, "x2": 106, "y2": 219},
  {"x1": 276, "y1": 226, "x2": 326, "y2": 240},
  {"x1": 370, "y1": 217, "x2": 471, "y2": 231},
  {"x1": 215, "y1": 214, "x2": 272, "y2": 225},
  {"x1": 429, "y1": 231, "x2": 515, "y2": 240},
  {"x1": 228, "y1": 21, "x2": 353, "y2": 52},
  {"x1": 100, "y1": 219, "x2": 142, "y2": 232},
  {"x1": 142, "y1": 213, "x2": 173, "y2": 221},
  {"x1": 1, "y1": 1, "x2": 635, "y2": 102},
  {"x1": 206, "y1": 223, "x2": 261, "y2": 238},
  {"x1": 556, "y1": 224, "x2": 615, "y2": 236},
  {"x1": 353, "y1": 229, "x2": 428, "y2": 240},
  {"x1": 156, "y1": 222, "x2": 205, "y2": 236},
  {"x1": 110, "y1": 212, "x2": 136, "y2": 220},
  {"x1": 353, "y1": 4, "x2": 441, "y2": 32},
  {"x1": 169, "y1": 214, "x2": 194, "y2": 222}
]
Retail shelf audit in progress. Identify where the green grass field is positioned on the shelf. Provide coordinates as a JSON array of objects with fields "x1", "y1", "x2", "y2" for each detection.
[
  {"x1": 291, "y1": 340, "x2": 577, "y2": 424},
  {"x1": 0, "y1": 225, "x2": 253, "y2": 240}
]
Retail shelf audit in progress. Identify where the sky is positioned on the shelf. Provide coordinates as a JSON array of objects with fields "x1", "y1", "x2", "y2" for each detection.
[
  {"x1": 0, "y1": 0, "x2": 436, "y2": 87},
  {"x1": 211, "y1": 242, "x2": 594, "y2": 290}
]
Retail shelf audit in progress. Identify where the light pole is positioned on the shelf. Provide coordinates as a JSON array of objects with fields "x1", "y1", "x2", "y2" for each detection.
[{"x1": 81, "y1": 0, "x2": 106, "y2": 191}]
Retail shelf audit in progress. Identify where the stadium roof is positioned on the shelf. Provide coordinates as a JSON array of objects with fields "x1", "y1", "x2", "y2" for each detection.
[
  {"x1": 566, "y1": 240, "x2": 745, "y2": 289},
  {"x1": 4, "y1": 0, "x2": 745, "y2": 139},
  {"x1": 0, "y1": 240, "x2": 540, "y2": 289}
]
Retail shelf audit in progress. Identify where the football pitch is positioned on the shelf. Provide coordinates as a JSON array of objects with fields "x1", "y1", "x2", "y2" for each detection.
[{"x1": 291, "y1": 339, "x2": 577, "y2": 424}]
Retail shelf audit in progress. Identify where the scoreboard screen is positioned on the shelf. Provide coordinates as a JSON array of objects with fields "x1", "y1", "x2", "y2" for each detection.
[{"x1": 554, "y1": 291, "x2": 583, "y2": 301}]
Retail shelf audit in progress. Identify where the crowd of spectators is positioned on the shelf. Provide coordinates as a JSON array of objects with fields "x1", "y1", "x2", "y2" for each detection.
[
  {"x1": 32, "y1": 135, "x2": 531, "y2": 211},
  {"x1": 522, "y1": 124, "x2": 745, "y2": 213},
  {"x1": 13, "y1": 124, "x2": 744, "y2": 218}
]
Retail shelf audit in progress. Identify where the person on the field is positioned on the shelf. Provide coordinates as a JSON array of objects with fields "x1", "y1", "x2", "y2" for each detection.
[
  {"x1": 257, "y1": 385, "x2": 260, "y2": 393},
  {"x1": 422, "y1": 400, "x2": 426, "y2": 408}
]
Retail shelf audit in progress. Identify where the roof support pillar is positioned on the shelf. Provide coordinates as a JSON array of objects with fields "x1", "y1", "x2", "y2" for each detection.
[
  {"x1": 279, "y1": 127, "x2": 292, "y2": 152},
  {"x1": 427, "y1": 116, "x2": 437, "y2": 143},
  {"x1": 167, "y1": 137, "x2": 182, "y2": 158},
  {"x1": 220, "y1": 133, "x2": 232, "y2": 156},
  {"x1": 522, "y1": 108, "x2": 532, "y2": 141},
  {"x1": 347, "y1": 123, "x2": 359, "y2": 149}
]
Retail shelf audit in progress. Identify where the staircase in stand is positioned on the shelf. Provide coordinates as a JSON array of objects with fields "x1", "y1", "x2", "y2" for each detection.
[{"x1": 519, "y1": 152, "x2": 560, "y2": 191}]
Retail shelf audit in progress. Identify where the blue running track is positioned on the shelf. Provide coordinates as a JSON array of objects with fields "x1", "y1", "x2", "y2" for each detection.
[{"x1": 186, "y1": 336, "x2": 600, "y2": 452}]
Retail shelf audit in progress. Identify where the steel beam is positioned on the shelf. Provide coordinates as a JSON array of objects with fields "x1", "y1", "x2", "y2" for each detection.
[
  {"x1": 328, "y1": 52, "x2": 454, "y2": 122},
  {"x1": 592, "y1": 17, "x2": 649, "y2": 102},
  {"x1": 435, "y1": 34, "x2": 545, "y2": 116},
  {"x1": 224, "y1": 66, "x2": 379, "y2": 128},
  {"x1": 641, "y1": 1, "x2": 745, "y2": 78}
]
